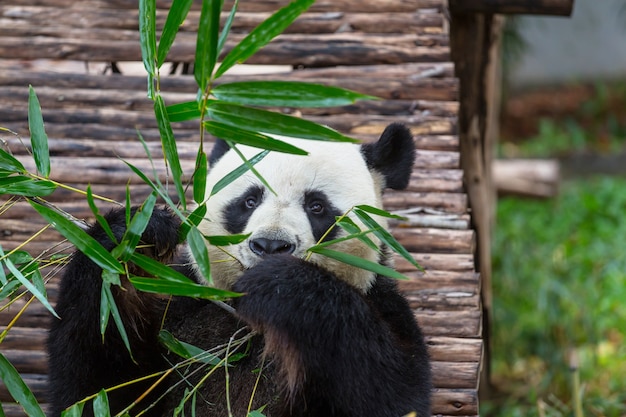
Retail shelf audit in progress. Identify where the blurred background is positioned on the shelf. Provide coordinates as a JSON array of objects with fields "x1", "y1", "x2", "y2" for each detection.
[{"x1": 485, "y1": 0, "x2": 626, "y2": 415}]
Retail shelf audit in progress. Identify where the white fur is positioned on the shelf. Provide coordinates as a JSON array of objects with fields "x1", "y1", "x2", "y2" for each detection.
[{"x1": 196, "y1": 137, "x2": 388, "y2": 292}]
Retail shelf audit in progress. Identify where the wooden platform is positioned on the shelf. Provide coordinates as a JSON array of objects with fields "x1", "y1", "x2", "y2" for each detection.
[{"x1": 0, "y1": 0, "x2": 482, "y2": 415}]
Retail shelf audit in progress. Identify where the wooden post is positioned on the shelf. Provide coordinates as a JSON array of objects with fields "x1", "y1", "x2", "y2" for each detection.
[
  {"x1": 448, "y1": 0, "x2": 574, "y2": 16},
  {"x1": 449, "y1": 10, "x2": 505, "y2": 396}
]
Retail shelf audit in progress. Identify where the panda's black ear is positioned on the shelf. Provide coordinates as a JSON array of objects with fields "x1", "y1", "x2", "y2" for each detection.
[
  {"x1": 360, "y1": 123, "x2": 415, "y2": 190},
  {"x1": 209, "y1": 139, "x2": 231, "y2": 166}
]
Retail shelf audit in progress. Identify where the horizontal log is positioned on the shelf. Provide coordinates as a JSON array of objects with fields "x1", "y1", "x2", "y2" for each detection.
[
  {"x1": 431, "y1": 388, "x2": 479, "y2": 416},
  {"x1": 0, "y1": 33, "x2": 450, "y2": 66},
  {"x1": 400, "y1": 270, "x2": 480, "y2": 292},
  {"x1": 0, "y1": 82, "x2": 458, "y2": 112},
  {"x1": 0, "y1": 7, "x2": 445, "y2": 35},
  {"x1": 384, "y1": 191, "x2": 467, "y2": 213},
  {"x1": 396, "y1": 253, "x2": 474, "y2": 272},
  {"x1": 406, "y1": 169, "x2": 464, "y2": 193},
  {"x1": 390, "y1": 213, "x2": 471, "y2": 230},
  {"x1": 414, "y1": 135, "x2": 459, "y2": 151},
  {"x1": 5, "y1": 138, "x2": 200, "y2": 160},
  {"x1": 4, "y1": 0, "x2": 446, "y2": 14},
  {"x1": 392, "y1": 227, "x2": 475, "y2": 254},
  {"x1": 0, "y1": 62, "x2": 455, "y2": 88},
  {"x1": 405, "y1": 290, "x2": 479, "y2": 311},
  {"x1": 0, "y1": 327, "x2": 47, "y2": 350},
  {"x1": 425, "y1": 336, "x2": 482, "y2": 363},
  {"x1": 432, "y1": 362, "x2": 479, "y2": 389},
  {"x1": 414, "y1": 150, "x2": 460, "y2": 169},
  {"x1": 448, "y1": 0, "x2": 574, "y2": 16},
  {"x1": 415, "y1": 310, "x2": 481, "y2": 338},
  {"x1": 1, "y1": 350, "x2": 47, "y2": 374},
  {"x1": 2, "y1": 107, "x2": 455, "y2": 141},
  {"x1": 493, "y1": 158, "x2": 560, "y2": 198}
]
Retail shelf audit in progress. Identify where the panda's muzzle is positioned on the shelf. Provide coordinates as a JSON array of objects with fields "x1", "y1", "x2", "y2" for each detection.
[{"x1": 249, "y1": 238, "x2": 296, "y2": 257}]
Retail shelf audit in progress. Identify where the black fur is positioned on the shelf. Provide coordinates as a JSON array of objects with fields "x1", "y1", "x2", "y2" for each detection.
[
  {"x1": 223, "y1": 184, "x2": 265, "y2": 234},
  {"x1": 208, "y1": 139, "x2": 231, "y2": 165},
  {"x1": 303, "y1": 190, "x2": 342, "y2": 242},
  {"x1": 360, "y1": 123, "x2": 415, "y2": 190},
  {"x1": 47, "y1": 124, "x2": 431, "y2": 416}
]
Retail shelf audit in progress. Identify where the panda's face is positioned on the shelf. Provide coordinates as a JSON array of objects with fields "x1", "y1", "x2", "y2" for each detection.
[{"x1": 197, "y1": 138, "x2": 386, "y2": 292}]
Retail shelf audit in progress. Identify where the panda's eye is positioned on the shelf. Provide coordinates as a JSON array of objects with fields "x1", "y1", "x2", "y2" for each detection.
[
  {"x1": 245, "y1": 196, "x2": 258, "y2": 209},
  {"x1": 308, "y1": 201, "x2": 324, "y2": 215}
]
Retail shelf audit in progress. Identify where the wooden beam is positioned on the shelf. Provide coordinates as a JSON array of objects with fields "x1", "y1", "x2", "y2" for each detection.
[{"x1": 448, "y1": 0, "x2": 574, "y2": 16}]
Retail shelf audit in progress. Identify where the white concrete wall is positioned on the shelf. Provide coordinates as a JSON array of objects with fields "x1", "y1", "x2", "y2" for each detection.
[{"x1": 510, "y1": 0, "x2": 626, "y2": 87}]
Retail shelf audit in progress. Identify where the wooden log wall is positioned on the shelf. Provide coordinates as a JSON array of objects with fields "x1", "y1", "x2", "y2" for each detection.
[{"x1": 0, "y1": 0, "x2": 484, "y2": 415}]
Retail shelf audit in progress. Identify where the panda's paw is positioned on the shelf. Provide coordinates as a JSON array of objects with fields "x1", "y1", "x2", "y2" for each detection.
[
  {"x1": 135, "y1": 206, "x2": 182, "y2": 263},
  {"x1": 100, "y1": 206, "x2": 181, "y2": 263}
]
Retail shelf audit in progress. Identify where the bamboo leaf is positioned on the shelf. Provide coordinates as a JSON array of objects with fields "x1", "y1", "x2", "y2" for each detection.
[
  {"x1": 157, "y1": 0, "x2": 194, "y2": 67},
  {"x1": 212, "y1": 81, "x2": 377, "y2": 108},
  {"x1": 193, "y1": 151, "x2": 207, "y2": 204},
  {"x1": 187, "y1": 227, "x2": 211, "y2": 284},
  {"x1": 129, "y1": 252, "x2": 190, "y2": 283},
  {"x1": 217, "y1": 0, "x2": 239, "y2": 54},
  {"x1": 99, "y1": 283, "x2": 111, "y2": 339},
  {"x1": 27, "y1": 86, "x2": 50, "y2": 178},
  {"x1": 0, "y1": 353, "x2": 45, "y2": 417},
  {"x1": 112, "y1": 193, "x2": 157, "y2": 262},
  {"x1": 86, "y1": 185, "x2": 117, "y2": 244},
  {"x1": 179, "y1": 204, "x2": 206, "y2": 240},
  {"x1": 139, "y1": 0, "x2": 157, "y2": 98},
  {"x1": 166, "y1": 101, "x2": 201, "y2": 122},
  {"x1": 158, "y1": 330, "x2": 221, "y2": 365},
  {"x1": 61, "y1": 403, "x2": 85, "y2": 417},
  {"x1": 2, "y1": 247, "x2": 58, "y2": 318},
  {"x1": 92, "y1": 390, "x2": 111, "y2": 417},
  {"x1": 215, "y1": 0, "x2": 314, "y2": 78},
  {"x1": 210, "y1": 150, "x2": 269, "y2": 196},
  {"x1": 308, "y1": 247, "x2": 408, "y2": 280},
  {"x1": 195, "y1": 0, "x2": 223, "y2": 90},
  {"x1": 206, "y1": 233, "x2": 249, "y2": 246},
  {"x1": 335, "y1": 218, "x2": 379, "y2": 252},
  {"x1": 353, "y1": 207, "x2": 423, "y2": 271},
  {"x1": 102, "y1": 282, "x2": 133, "y2": 356},
  {"x1": 0, "y1": 176, "x2": 56, "y2": 197},
  {"x1": 0, "y1": 149, "x2": 26, "y2": 174},
  {"x1": 354, "y1": 204, "x2": 407, "y2": 220},
  {"x1": 206, "y1": 101, "x2": 356, "y2": 142},
  {"x1": 129, "y1": 276, "x2": 241, "y2": 300},
  {"x1": 123, "y1": 160, "x2": 176, "y2": 211},
  {"x1": 29, "y1": 200, "x2": 124, "y2": 274},
  {"x1": 203, "y1": 121, "x2": 308, "y2": 155},
  {"x1": 154, "y1": 95, "x2": 185, "y2": 208}
]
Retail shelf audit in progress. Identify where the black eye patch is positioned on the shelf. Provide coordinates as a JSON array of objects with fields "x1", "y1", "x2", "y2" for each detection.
[
  {"x1": 223, "y1": 185, "x2": 264, "y2": 234},
  {"x1": 303, "y1": 190, "x2": 342, "y2": 243}
]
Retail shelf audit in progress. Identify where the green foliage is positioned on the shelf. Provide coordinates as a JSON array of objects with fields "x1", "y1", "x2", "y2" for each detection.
[
  {"x1": 500, "y1": 81, "x2": 626, "y2": 158},
  {"x1": 485, "y1": 177, "x2": 626, "y2": 416},
  {"x1": 0, "y1": 352, "x2": 45, "y2": 417}
]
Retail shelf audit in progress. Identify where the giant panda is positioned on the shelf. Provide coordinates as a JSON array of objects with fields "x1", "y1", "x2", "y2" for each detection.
[{"x1": 47, "y1": 123, "x2": 432, "y2": 417}]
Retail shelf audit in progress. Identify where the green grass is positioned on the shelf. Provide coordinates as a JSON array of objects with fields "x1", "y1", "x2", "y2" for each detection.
[{"x1": 484, "y1": 176, "x2": 626, "y2": 417}]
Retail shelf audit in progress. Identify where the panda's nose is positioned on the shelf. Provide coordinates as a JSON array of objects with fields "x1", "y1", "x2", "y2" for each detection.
[{"x1": 249, "y1": 238, "x2": 296, "y2": 256}]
